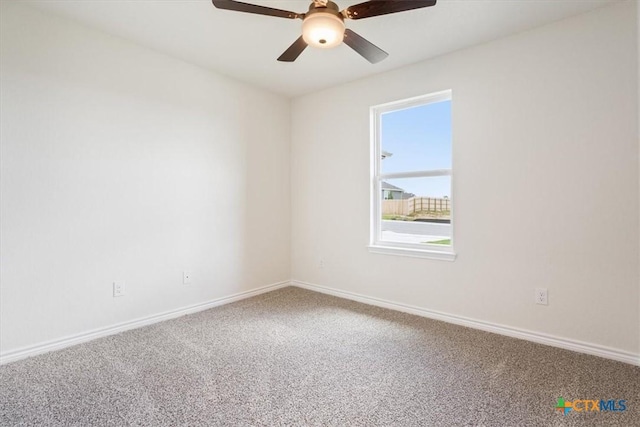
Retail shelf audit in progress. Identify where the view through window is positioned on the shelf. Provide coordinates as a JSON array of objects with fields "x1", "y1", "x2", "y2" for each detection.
[{"x1": 371, "y1": 91, "x2": 452, "y2": 254}]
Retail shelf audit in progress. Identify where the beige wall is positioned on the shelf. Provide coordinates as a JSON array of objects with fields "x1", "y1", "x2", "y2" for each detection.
[
  {"x1": 291, "y1": 2, "x2": 639, "y2": 355},
  {"x1": 0, "y1": 2, "x2": 291, "y2": 353}
]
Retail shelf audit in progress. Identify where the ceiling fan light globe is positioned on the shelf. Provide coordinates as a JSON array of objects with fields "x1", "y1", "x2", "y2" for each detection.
[{"x1": 302, "y1": 13, "x2": 345, "y2": 48}]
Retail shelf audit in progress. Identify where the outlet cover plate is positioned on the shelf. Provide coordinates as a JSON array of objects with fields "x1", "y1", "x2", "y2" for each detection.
[
  {"x1": 113, "y1": 281, "x2": 125, "y2": 297},
  {"x1": 535, "y1": 288, "x2": 548, "y2": 305},
  {"x1": 183, "y1": 271, "x2": 192, "y2": 285}
]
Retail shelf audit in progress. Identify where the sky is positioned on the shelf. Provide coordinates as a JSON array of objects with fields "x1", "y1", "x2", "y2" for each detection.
[{"x1": 381, "y1": 100, "x2": 451, "y2": 198}]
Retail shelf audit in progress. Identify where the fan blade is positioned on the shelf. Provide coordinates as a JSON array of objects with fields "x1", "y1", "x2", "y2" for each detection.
[
  {"x1": 277, "y1": 36, "x2": 308, "y2": 62},
  {"x1": 343, "y1": 29, "x2": 388, "y2": 63},
  {"x1": 212, "y1": 0, "x2": 301, "y2": 19},
  {"x1": 343, "y1": 0, "x2": 436, "y2": 20}
]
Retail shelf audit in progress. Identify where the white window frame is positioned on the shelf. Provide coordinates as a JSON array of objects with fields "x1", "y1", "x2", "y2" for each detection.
[{"x1": 369, "y1": 90, "x2": 456, "y2": 261}]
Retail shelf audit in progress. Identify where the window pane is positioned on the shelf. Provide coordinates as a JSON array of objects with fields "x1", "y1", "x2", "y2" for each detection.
[
  {"x1": 380, "y1": 177, "x2": 451, "y2": 246},
  {"x1": 381, "y1": 100, "x2": 452, "y2": 173}
]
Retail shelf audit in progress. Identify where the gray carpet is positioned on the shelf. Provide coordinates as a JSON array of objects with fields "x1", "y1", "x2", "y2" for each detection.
[{"x1": 0, "y1": 287, "x2": 638, "y2": 426}]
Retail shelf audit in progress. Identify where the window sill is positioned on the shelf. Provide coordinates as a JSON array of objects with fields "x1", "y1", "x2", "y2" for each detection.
[{"x1": 368, "y1": 244, "x2": 457, "y2": 261}]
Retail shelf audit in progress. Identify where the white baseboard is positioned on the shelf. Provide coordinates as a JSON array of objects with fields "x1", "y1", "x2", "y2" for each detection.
[
  {"x1": 292, "y1": 280, "x2": 640, "y2": 367},
  {"x1": 4, "y1": 280, "x2": 638, "y2": 367},
  {"x1": 0, "y1": 281, "x2": 290, "y2": 365}
]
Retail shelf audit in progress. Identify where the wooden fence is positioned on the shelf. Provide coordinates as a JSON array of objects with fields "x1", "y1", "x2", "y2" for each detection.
[{"x1": 382, "y1": 197, "x2": 451, "y2": 215}]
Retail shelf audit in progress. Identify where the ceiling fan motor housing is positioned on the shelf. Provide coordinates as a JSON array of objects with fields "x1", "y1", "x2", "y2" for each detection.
[{"x1": 302, "y1": 1, "x2": 345, "y2": 48}]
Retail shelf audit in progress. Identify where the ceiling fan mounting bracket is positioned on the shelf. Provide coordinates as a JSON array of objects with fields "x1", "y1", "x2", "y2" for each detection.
[
  {"x1": 312, "y1": 0, "x2": 330, "y2": 9},
  {"x1": 305, "y1": 1, "x2": 342, "y2": 20}
]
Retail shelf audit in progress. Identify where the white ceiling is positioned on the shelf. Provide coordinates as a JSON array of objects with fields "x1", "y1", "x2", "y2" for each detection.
[{"x1": 23, "y1": 0, "x2": 620, "y2": 97}]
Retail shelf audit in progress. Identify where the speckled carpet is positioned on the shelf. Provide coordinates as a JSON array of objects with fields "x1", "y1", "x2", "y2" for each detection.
[{"x1": 0, "y1": 287, "x2": 638, "y2": 426}]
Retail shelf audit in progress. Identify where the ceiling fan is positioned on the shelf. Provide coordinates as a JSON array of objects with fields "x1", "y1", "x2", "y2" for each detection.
[{"x1": 211, "y1": 0, "x2": 437, "y2": 63}]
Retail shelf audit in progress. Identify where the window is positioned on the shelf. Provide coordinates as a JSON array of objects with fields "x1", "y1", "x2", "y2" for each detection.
[{"x1": 370, "y1": 90, "x2": 455, "y2": 260}]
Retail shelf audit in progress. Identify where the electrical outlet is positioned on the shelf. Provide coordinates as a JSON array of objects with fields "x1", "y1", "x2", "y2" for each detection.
[
  {"x1": 113, "y1": 281, "x2": 125, "y2": 297},
  {"x1": 319, "y1": 258, "x2": 325, "y2": 269},
  {"x1": 183, "y1": 271, "x2": 192, "y2": 285},
  {"x1": 535, "y1": 288, "x2": 548, "y2": 305}
]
